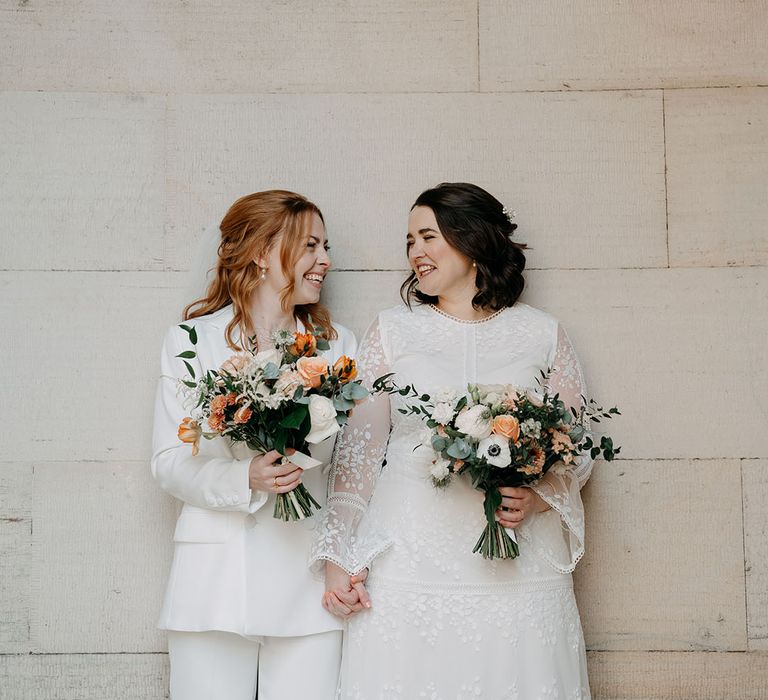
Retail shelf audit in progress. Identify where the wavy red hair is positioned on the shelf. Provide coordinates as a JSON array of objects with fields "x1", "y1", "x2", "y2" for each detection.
[{"x1": 183, "y1": 190, "x2": 336, "y2": 350}]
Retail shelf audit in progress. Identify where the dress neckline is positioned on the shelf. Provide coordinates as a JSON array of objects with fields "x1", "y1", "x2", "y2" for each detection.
[{"x1": 427, "y1": 304, "x2": 506, "y2": 325}]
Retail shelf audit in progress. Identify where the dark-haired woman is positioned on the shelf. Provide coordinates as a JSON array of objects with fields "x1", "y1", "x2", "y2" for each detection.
[
  {"x1": 151, "y1": 191, "x2": 357, "y2": 699},
  {"x1": 312, "y1": 183, "x2": 592, "y2": 697}
]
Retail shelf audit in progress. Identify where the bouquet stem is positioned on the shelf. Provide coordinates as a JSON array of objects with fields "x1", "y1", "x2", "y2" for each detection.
[
  {"x1": 472, "y1": 521, "x2": 520, "y2": 560},
  {"x1": 273, "y1": 483, "x2": 321, "y2": 522}
]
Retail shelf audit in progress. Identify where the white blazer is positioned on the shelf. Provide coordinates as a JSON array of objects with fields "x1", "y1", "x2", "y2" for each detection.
[{"x1": 151, "y1": 305, "x2": 357, "y2": 638}]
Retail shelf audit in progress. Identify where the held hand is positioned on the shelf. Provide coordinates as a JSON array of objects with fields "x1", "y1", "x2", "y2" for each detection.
[
  {"x1": 248, "y1": 449, "x2": 303, "y2": 495},
  {"x1": 323, "y1": 562, "x2": 371, "y2": 620},
  {"x1": 496, "y1": 486, "x2": 550, "y2": 529}
]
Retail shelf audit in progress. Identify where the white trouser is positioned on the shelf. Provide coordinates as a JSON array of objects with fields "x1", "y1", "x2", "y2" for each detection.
[{"x1": 167, "y1": 630, "x2": 342, "y2": 700}]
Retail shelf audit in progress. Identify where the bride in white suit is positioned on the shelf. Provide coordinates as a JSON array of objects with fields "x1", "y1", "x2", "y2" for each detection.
[{"x1": 151, "y1": 190, "x2": 357, "y2": 700}]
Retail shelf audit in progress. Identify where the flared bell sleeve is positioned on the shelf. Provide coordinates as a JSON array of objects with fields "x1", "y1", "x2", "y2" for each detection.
[
  {"x1": 520, "y1": 324, "x2": 594, "y2": 573},
  {"x1": 309, "y1": 318, "x2": 394, "y2": 576}
]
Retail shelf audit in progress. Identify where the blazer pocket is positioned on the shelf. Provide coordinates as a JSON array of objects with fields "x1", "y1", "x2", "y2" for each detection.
[{"x1": 173, "y1": 508, "x2": 238, "y2": 543}]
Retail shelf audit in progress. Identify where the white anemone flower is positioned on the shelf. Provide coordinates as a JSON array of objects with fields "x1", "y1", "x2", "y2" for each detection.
[{"x1": 477, "y1": 434, "x2": 512, "y2": 468}]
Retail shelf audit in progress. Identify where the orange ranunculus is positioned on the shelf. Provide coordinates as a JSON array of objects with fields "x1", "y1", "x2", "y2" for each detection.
[
  {"x1": 332, "y1": 355, "x2": 357, "y2": 384},
  {"x1": 492, "y1": 415, "x2": 520, "y2": 442},
  {"x1": 288, "y1": 332, "x2": 317, "y2": 358},
  {"x1": 208, "y1": 413, "x2": 225, "y2": 432},
  {"x1": 178, "y1": 418, "x2": 202, "y2": 456},
  {"x1": 233, "y1": 405, "x2": 252, "y2": 424},
  {"x1": 296, "y1": 356, "x2": 330, "y2": 389}
]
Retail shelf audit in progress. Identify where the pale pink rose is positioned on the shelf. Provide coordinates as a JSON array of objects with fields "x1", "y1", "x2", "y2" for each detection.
[
  {"x1": 220, "y1": 354, "x2": 249, "y2": 374},
  {"x1": 274, "y1": 370, "x2": 304, "y2": 397}
]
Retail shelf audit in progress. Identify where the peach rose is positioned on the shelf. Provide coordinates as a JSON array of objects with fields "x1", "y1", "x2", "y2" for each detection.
[
  {"x1": 220, "y1": 354, "x2": 249, "y2": 375},
  {"x1": 332, "y1": 355, "x2": 357, "y2": 384},
  {"x1": 288, "y1": 332, "x2": 317, "y2": 358},
  {"x1": 492, "y1": 415, "x2": 520, "y2": 442},
  {"x1": 296, "y1": 356, "x2": 330, "y2": 389},
  {"x1": 178, "y1": 417, "x2": 202, "y2": 456},
  {"x1": 233, "y1": 405, "x2": 252, "y2": 424}
]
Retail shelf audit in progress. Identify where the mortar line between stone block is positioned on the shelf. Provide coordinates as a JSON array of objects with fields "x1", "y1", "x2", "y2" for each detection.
[
  {"x1": 162, "y1": 92, "x2": 170, "y2": 272},
  {"x1": 740, "y1": 458, "x2": 749, "y2": 648},
  {"x1": 476, "y1": 0, "x2": 480, "y2": 91},
  {"x1": 662, "y1": 89, "x2": 670, "y2": 268}
]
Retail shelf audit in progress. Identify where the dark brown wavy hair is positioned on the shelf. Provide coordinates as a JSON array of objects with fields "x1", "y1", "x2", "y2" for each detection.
[
  {"x1": 184, "y1": 190, "x2": 336, "y2": 350},
  {"x1": 401, "y1": 182, "x2": 527, "y2": 310}
]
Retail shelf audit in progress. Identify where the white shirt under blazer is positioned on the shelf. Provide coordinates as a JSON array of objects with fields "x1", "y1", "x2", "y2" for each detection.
[{"x1": 151, "y1": 305, "x2": 357, "y2": 638}]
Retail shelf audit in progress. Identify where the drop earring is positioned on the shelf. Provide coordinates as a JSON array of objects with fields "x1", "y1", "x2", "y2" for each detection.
[{"x1": 260, "y1": 266, "x2": 267, "y2": 281}]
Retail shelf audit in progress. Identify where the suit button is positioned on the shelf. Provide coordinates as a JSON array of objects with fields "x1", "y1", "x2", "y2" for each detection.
[
  {"x1": 216, "y1": 497, "x2": 224, "y2": 506},
  {"x1": 231, "y1": 495, "x2": 239, "y2": 505},
  {"x1": 205, "y1": 496, "x2": 215, "y2": 506}
]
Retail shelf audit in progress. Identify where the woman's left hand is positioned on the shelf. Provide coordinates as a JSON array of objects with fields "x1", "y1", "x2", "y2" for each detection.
[{"x1": 496, "y1": 486, "x2": 550, "y2": 529}]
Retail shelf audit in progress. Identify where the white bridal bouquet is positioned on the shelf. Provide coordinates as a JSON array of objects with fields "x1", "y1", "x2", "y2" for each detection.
[
  {"x1": 177, "y1": 325, "x2": 368, "y2": 521},
  {"x1": 375, "y1": 374, "x2": 620, "y2": 559}
]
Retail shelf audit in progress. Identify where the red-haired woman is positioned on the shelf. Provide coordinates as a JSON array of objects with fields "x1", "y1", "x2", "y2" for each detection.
[{"x1": 151, "y1": 191, "x2": 356, "y2": 699}]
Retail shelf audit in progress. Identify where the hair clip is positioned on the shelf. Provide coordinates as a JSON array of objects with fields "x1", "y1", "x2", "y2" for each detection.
[{"x1": 502, "y1": 206, "x2": 517, "y2": 223}]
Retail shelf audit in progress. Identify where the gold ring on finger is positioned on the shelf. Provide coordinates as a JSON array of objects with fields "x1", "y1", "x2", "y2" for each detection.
[{"x1": 273, "y1": 476, "x2": 279, "y2": 489}]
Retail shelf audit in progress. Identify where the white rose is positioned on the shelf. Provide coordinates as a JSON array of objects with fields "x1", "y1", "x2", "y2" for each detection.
[
  {"x1": 431, "y1": 402, "x2": 455, "y2": 425},
  {"x1": 253, "y1": 348, "x2": 282, "y2": 370},
  {"x1": 454, "y1": 404, "x2": 492, "y2": 440},
  {"x1": 305, "y1": 395, "x2": 341, "y2": 444},
  {"x1": 477, "y1": 434, "x2": 512, "y2": 468},
  {"x1": 429, "y1": 455, "x2": 451, "y2": 481}
]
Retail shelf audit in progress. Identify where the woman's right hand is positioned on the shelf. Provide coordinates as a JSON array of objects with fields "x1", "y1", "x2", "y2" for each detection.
[{"x1": 248, "y1": 449, "x2": 303, "y2": 494}]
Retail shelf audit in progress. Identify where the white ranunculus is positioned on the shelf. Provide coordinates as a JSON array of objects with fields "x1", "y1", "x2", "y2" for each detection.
[
  {"x1": 418, "y1": 427, "x2": 435, "y2": 448},
  {"x1": 477, "y1": 434, "x2": 512, "y2": 468},
  {"x1": 433, "y1": 387, "x2": 459, "y2": 404},
  {"x1": 429, "y1": 455, "x2": 451, "y2": 481},
  {"x1": 454, "y1": 404, "x2": 492, "y2": 440},
  {"x1": 431, "y1": 402, "x2": 455, "y2": 425},
  {"x1": 305, "y1": 395, "x2": 341, "y2": 444}
]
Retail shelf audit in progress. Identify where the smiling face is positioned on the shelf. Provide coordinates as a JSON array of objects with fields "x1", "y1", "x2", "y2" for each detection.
[
  {"x1": 406, "y1": 205, "x2": 476, "y2": 301},
  {"x1": 261, "y1": 212, "x2": 331, "y2": 307}
]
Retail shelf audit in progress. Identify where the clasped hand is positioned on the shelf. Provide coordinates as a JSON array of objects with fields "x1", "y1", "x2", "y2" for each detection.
[{"x1": 323, "y1": 562, "x2": 371, "y2": 620}]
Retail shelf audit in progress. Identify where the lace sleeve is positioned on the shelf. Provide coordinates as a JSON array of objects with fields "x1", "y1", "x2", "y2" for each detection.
[
  {"x1": 520, "y1": 324, "x2": 592, "y2": 573},
  {"x1": 309, "y1": 317, "x2": 394, "y2": 576}
]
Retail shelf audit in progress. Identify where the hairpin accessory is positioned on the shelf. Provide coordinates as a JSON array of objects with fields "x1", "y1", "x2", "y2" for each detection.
[{"x1": 502, "y1": 206, "x2": 517, "y2": 223}]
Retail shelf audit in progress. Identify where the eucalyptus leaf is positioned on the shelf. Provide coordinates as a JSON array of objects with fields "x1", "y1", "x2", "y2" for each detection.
[{"x1": 262, "y1": 362, "x2": 280, "y2": 380}]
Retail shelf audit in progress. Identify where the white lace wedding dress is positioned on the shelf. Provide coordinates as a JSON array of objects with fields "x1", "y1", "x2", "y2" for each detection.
[{"x1": 310, "y1": 302, "x2": 592, "y2": 699}]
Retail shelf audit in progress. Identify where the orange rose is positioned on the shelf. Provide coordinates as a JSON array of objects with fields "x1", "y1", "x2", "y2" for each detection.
[
  {"x1": 288, "y1": 332, "x2": 317, "y2": 358},
  {"x1": 233, "y1": 405, "x2": 252, "y2": 424},
  {"x1": 332, "y1": 356, "x2": 358, "y2": 384},
  {"x1": 492, "y1": 415, "x2": 520, "y2": 442},
  {"x1": 178, "y1": 418, "x2": 201, "y2": 456},
  {"x1": 296, "y1": 356, "x2": 330, "y2": 389}
]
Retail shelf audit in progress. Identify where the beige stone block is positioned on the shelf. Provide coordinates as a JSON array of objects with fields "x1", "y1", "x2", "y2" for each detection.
[
  {"x1": 524, "y1": 267, "x2": 768, "y2": 459},
  {"x1": 574, "y1": 459, "x2": 746, "y2": 651},
  {"x1": 0, "y1": 92, "x2": 165, "y2": 271},
  {"x1": 480, "y1": 1, "x2": 768, "y2": 91},
  {"x1": 0, "y1": 271, "x2": 182, "y2": 461},
  {"x1": 744, "y1": 459, "x2": 768, "y2": 650},
  {"x1": 31, "y1": 461, "x2": 176, "y2": 653},
  {"x1": 666, "y1": 88, "x2": 768, "y2": 267},
  {"x1": 0, "y1": 1, "x2": 476, "y2": 93},
  {"x1": 167, "y1": 91, "x2": 666, "y2": 273},
  {"x1": 587, "y1": 650, "x2": 768, "y2": 699},
  {"x1": 0, "y1": 464, "x2": 33, "y2": 652},
  {"x1": 0, "y1": 652, "x2": 168, "y2": 700}
]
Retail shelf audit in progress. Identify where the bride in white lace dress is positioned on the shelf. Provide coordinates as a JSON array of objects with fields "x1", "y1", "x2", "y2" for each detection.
[{"x1": 311, "y1": 183, "x2": 592, "y2": 699}]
